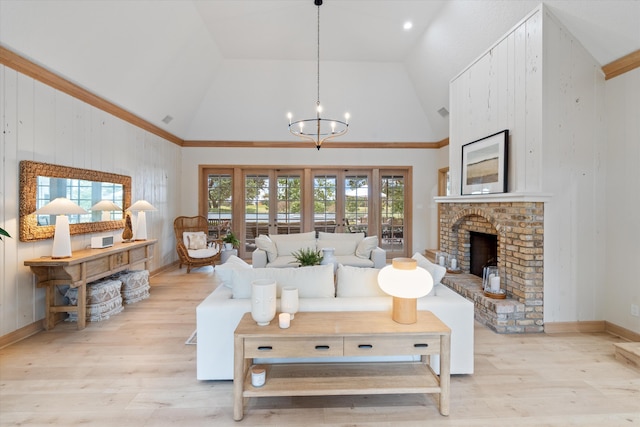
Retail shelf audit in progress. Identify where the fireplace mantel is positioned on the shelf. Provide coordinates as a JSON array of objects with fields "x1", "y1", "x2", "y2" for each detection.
[{"x1": 434, "y1": 192, "x2": 552, "y2": 204}]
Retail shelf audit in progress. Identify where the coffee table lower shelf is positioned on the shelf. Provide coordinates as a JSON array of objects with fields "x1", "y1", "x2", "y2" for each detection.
[{"x1": 243, "y1": 362, "x2": 441, "y2": 398}]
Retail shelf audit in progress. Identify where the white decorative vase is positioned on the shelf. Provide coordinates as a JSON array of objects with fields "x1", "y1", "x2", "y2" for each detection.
[
  {"x1": 321, "y1": 247, "x2": 337, "y2": 274},
  {"x1": 251, "y1": 279, "x2": 276, "y2": 326},
  {"x1": 280, "y1": 287, "x2": 299, "y2": 320},
  {"x1": 224, "y1": 242, "x2": 233, "y2": 250}
]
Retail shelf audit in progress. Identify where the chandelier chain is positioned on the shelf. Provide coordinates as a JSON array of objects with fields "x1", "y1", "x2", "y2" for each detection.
[{"x1": 316, "y1": 3, "x2": 320, "y2": 108}]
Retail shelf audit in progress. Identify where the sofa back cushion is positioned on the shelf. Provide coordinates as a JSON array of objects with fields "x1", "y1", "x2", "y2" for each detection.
[
  {"x1": 318, "y1": 231, "x2": 365, "y2": 243},
  {"x1": 269, "y1": 231, "x2": 316, "y2": 257},
  {"x1": 317, "y1": 239, "x2": 358, "y2": 256},
  {"x1": 230, "y1": 263, "x2": 335, "y2": 299},
  {"x1": 215, "y1": 255, "x2": 252, "y2": 288},
  {"x1": 335, "y1": 264, "x2": 387, "y2": 297}
]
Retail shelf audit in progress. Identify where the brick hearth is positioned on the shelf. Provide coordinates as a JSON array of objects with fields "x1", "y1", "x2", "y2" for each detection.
[{"x1": 438, "y1": 201, "x2": 544, "y2": 333}]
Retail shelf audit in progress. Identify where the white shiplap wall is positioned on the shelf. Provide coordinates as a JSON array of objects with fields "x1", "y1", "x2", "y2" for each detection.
[
  {"x1": 0, "y1": 64, "x2": 182, "y2": 336},
  {"x1": 449, "y1": 5, "x2": 609, "y2": 325}
]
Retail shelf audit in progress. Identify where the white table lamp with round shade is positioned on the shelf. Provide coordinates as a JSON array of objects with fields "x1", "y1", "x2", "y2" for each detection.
[
  {"x1": 127, "y1": 200, "x2": 156, "y2": 240},
  {"x1": 33, "y1": 197, "x2": 88, "y2": 258},
  {"x1": 378, "y1": 258, "x2": 433, "y2": 324},
  {"x1": 90, "y1": 200, "x2": 122, "y2": 221}
]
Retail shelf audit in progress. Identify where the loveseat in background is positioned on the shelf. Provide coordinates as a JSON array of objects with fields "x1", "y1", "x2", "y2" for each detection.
[{"x1": 252, "y1": 231, "x2": 386, "y2": 268}]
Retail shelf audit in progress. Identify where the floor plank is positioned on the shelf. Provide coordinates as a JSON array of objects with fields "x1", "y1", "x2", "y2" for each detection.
[{"x1": 1, "y1": 266, "x2": 639, "y2": 426}]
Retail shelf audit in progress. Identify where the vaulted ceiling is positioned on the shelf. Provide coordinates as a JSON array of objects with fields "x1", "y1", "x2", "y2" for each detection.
[{"x1": 1, "y1": 0, "x2": 638, "y2": 143}]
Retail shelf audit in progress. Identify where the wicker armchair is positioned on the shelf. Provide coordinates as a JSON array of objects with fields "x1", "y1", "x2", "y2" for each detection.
[{"x1": 174, "y1": 216, "x2": 222, "y2": 273}]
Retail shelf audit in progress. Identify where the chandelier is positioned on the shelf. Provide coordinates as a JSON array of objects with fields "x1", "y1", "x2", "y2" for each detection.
[{"x1": 287, "y1": 0, "x2": 349, "y2": 150}]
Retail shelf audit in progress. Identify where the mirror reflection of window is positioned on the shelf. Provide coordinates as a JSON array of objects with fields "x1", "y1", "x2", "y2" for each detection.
[{"x1": 36, "y1": 176, "x2": 124, "y2": 225}]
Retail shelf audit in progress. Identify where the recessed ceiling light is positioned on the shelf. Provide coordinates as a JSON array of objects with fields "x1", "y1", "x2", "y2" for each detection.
[
  {"x1": 403, "y1": 21, "x2": 413, "y2": 30},
  {"x1": 161, "y1": 115, "x2": 173, "y2": 124}
]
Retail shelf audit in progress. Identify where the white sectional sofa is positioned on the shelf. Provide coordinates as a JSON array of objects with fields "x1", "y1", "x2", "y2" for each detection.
[
  {"x1": 252, "y1": 231, "x2": 386, "y2": 269},
  {"x1": 196, "y1": 253, "x2": 474, "y2": 380}
]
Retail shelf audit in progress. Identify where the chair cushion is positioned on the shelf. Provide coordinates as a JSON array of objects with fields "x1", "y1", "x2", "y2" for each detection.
[
  {"x1": 188, "y1": 247, "x2": 219, "y2": 259},
  {"x1": 336, "y1": 264, "x2": 387, "y2": 297}
]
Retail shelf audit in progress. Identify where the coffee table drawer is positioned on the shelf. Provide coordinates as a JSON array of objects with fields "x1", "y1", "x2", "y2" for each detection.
[
  {"x1": 244, "y1": 336, "x2": 343, "y2": 358},
  {"x1": 344, "y1": 336, "x2": 440, "y2": 356}
]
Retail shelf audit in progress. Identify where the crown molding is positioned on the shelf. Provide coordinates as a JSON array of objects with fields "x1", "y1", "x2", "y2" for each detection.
[{"x1": 0, "y1": 46, "x2": 183, "y2": 146}]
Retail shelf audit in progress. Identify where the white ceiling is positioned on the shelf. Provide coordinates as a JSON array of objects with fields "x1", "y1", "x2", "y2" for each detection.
[{"x1": 1, "y1": 0, "x2": 639, "y2": 143}]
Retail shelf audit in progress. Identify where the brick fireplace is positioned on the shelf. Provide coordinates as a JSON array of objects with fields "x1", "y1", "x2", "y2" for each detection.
[{"x1": 437, "y1": 200, "x2": 544, "y2": 333}]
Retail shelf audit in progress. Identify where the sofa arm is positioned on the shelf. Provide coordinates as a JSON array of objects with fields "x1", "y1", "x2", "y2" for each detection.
[
  {"x1": 371, "y1": 247, "x2": 386, "y2": 268},
  {"x1": 252, "y1": 249, "x2": 268, "y2": 268}
]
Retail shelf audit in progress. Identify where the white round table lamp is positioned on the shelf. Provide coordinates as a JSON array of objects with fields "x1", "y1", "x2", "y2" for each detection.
[
  {"x1": 378, "y1": 258, "x2": 433, "y2": 324},
  {"x1": 127, "y1": 200, "x2": 156, "y2": 240}
]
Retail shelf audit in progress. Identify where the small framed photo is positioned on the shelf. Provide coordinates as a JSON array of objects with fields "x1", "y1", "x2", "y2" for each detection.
[{"x1": 461, "y1": 129, "x2": 508, "y2": 195}]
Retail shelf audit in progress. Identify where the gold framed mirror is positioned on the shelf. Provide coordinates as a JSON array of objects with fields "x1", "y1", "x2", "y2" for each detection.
[{"x1": 19, "y1": 161, "x2": 132, "y2": 242}]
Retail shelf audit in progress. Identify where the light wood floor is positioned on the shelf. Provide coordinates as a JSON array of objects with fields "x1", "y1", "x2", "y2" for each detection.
[{"x1": 1, "y1": 266, "x2": 639, "y2": 427}]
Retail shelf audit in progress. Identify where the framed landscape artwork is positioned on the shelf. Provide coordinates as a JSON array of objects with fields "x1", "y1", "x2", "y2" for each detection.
[{"x1": 461, "y1": 129, "x2": 508, "y2": 195}]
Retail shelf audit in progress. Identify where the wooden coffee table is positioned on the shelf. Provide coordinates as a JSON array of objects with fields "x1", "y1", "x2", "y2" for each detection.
[{"x1": 233, "y1": 311, "x2": 451, "y2": 420}]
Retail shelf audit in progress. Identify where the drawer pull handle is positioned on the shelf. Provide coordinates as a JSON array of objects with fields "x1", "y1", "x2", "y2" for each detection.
[
  {"x1": 414, "y1": 343, "x2": 429, "y2": 348},
  {"x1": 315, "y1": 345, "x2": 330, "y2": 351},
  {"x1": 257, "y1": 346, "x2": 273, "y2": 351},
  {"x1": 358, "y1": 344, "x2": 373, "y2": 349}
]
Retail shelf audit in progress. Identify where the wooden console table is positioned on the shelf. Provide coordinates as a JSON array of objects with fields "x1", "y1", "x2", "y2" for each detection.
[
  {"x1": 233, "y1": 311, "x2": 451, "y2": 420},
  {"x1": 24, "y1": 240, "x2": 156, "y2": 330}
]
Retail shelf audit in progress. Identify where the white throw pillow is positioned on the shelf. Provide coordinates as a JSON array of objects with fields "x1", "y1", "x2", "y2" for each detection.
[
  {"x1": 355, "y1": 236, "x2": 378, "y2": 259},
  {"x1": 188, "y1": 233, "x2": 207, "y2": 250},
  {"x1": 183, "y1": 231, "x2": 206, "y2": 248},
  {"x1": 412, "y1": 252, "x2": 446, "y2": 285},
  {"x1": 335, "y1": 264, "x2": 387, "y2": 297},
  {"x1": 317, "y1": 239, "x2": 357, "y2": 256},
  {"x1": 230, "y1": 264, "x2": 335, "y2": 299},
  {"x1": 255, "y1": 234, "x2": 277, "y2": 262},
  {"x1": 215, "y1": 255, "x2": 251, "y2": 288}
]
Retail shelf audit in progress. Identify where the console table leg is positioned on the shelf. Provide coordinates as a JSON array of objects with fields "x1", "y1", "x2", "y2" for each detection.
[
  {"x1": 44, "y1": 285, "x2": 55, "y2": 330},
  {"x1": 76, "y1": 283, "x2": 87, "y2": 330}
]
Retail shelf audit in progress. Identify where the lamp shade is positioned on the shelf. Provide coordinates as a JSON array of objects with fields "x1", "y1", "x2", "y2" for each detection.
[
  {"x1": 34, "y1": 197, "x2": 88, "y2": 216},
  {"x1": 90, "y1": 200, "x2": 122, "y2": 212},
  {"x1": 127, "y1": 200, "x2": 156, "y2": 212},
  {"x1": 378, "y1": 258, "x2": 433, "y2": 299}
]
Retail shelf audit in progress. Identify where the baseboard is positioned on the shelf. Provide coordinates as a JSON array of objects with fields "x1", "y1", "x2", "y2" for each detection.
[
  {"x1": 545, "y1": 320, "x2": 640, "y2": 342},
  {"x1": 544, "y1": 320, "x2": 606, "y2": 334},
  {"x1": 605, "y1": 321, "x2": 640, "y2": 342},
  {"x1": 0, "y1": 320, "x2": 43, "y2": 349}
]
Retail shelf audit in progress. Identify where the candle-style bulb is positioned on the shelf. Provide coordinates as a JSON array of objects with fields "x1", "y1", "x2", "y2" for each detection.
[{"x1": 345, "y1": 112, "x2": 350, "y2": 123}]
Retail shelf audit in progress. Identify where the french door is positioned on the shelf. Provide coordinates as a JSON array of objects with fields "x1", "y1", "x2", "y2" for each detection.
[
  {"x1": 243, "y1": 170, "x2": 303, "y2": 253},
  {"x1": 202, "y1": 166, "x2": 410, "y2": 259}
]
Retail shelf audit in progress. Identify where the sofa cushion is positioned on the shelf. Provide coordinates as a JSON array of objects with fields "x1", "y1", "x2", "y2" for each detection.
[
  {"x1": 412, "y1": 252, "x2": 446, "y2": 285},
  {"x1": 317, "y1": 239, "x2": 358, "y2": 256},
  {"x1": 335, "y1": 254, "x2": 374, "y2": 268},
  {"x1": 336, "y1": 264, "x2": 387, "y2": 297},
  {"x1": 318, "y1": 231, "x2": 365, "y2": 243},
  {"x1": 215, "y1": 255, "x2": 251, "y2": 287},
  {"x1": 265, "y1": 256, "x2": 298, "y2": 268},
  {"x1": 269, "y1": 231, "x2": 316, "y2": 257},
  {"x1": 255, "y1": 235, "x2": 277, "y2": 262},
  {"x1": 356, "y1": 235, "x2": 378, "y2": 259},
  {"x1": 230, "y1": 263, "x2": 335, "y2": 299}
]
